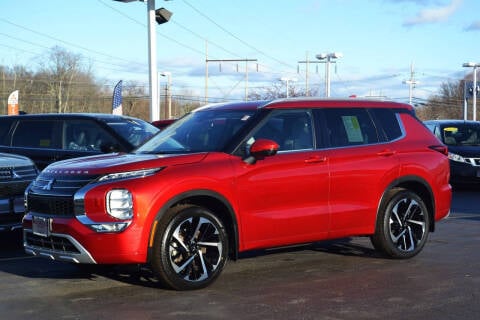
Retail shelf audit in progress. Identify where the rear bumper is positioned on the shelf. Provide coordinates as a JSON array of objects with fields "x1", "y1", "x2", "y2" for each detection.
[{"x1": 435, "y1": 183, "x2": 452, "y2": 222}]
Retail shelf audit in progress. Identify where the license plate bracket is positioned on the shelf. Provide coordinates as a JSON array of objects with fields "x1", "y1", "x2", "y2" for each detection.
[{"x1": 32, "y1": 216, "x2": 51, "y2": 237}]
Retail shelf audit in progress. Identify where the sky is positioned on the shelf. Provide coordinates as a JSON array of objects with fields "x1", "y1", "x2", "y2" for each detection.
[{"x1": 1, "y1": 0, "x2": 479, "y2": 105}]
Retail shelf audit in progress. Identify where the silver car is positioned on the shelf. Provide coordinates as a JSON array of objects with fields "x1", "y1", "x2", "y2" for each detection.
[{"x1": 0, "y1": 153, "x2": 38, "y2": 231}]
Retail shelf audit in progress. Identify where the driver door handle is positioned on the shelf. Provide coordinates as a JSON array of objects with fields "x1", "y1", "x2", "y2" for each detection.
[{"x1": 305, "y1": 156, "x2": 327, "y2": 163}]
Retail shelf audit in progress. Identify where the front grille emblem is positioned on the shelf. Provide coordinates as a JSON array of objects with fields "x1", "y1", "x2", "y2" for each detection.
[
  {"x1": 42, "y1": 179, "x2": 56, "y2": 191},
  {"x1": 12, "y1": 169, "x2": 21, "y2": 179}
]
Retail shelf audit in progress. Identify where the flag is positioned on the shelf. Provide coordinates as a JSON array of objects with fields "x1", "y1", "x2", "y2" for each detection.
[
  {"x1": 8, "y1": 90, "x2": 19, "y2": 115},
  {"x1": 112, "y1": 80, "x2": 123, "y2": 115}
]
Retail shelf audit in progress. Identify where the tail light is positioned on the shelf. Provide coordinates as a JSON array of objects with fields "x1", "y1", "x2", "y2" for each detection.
[{"x1": 429, "y1": 145, "x2": 448, "y2": 156}]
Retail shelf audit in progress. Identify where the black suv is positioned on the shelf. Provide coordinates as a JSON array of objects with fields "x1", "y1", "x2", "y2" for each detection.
[
  {"x1": 0, "y1": 113, "x2": 159, "y2": 170},
  {"x1": 0, "y1": 152, "x2": 37, "y2": 231},
  {"x1": 424, "y1": 119, "x2": 480, "y2": 184}
]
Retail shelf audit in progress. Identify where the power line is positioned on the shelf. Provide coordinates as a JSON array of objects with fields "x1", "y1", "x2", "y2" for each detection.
[
  {"x1": 181, "y1": 0, "x2": 295, "y2": 70},
  {"x1": 0, "y1": 17, "x2": 146, "y2": 69}
]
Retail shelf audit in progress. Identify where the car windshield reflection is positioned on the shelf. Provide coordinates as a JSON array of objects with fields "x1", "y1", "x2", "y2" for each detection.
[{"x1": 136, "y1": 109, "x2": 254, "y2": 154}]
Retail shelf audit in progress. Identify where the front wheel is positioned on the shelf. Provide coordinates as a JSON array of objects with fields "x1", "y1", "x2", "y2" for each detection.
[
  {"x1": 371, "y1": 189, "x2": 430, "y2": 259},
  {"x1": 150, "y1": 205, "x2": 229, "y2": 290}
]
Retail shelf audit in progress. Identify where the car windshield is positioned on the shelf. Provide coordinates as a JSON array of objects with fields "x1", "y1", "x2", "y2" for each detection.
[
  {"x1": 442, "y1": 124, "x2": 480, "y2": 146},
  {"x1": 106, "y1": 118, "x2": 159, "y2": 147},
  {"x1": 136, "y1": 109, "x2": 255, "y2": 154}
]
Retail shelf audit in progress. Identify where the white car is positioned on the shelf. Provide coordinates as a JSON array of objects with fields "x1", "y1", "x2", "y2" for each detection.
[{"x1": 0, "y1": 153, "x2": 38, "y2": 231}]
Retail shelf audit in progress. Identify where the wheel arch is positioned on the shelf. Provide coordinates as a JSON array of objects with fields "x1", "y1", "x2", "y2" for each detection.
[
  {"x1": 146, "y1": 189, "x2": 239, "y2": 263},
  {"x1": 379, "y1": 176, "x2": 436, "y2": 232}
]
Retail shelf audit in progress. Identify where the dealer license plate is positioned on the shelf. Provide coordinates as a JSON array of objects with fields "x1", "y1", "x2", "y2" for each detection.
[{"x1": 32, "y1": 216, "x2": 51, "y2": 237}]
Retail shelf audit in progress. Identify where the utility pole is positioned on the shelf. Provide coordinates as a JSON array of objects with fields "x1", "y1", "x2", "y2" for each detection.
[
  {"x1": 205, "y1": 58, "x2": 258, "y2": 101},
  {"x1": 403, "y1": 62, "x2": 419, "y2": 105},
  {"x1": 297, "y1": 52, "x2": 311, "y2": 96},
  {"x1": 205, "y1": 40, "x2": 208, "y2": 104}
]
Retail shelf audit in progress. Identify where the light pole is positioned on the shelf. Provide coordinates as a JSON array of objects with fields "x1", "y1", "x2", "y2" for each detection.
[
  {"x1": 113, "y1": 0, "x2": 172, "y2": 122},
  {"x1": 463, "y1": 62, "x2": 480, "y2": 121},
  {"x1": 280, "y1": 77, "x2": 297, "y2": 98},
  {"x1": 160, "y1": 72, "x2": 172, "y2": 119},
  {"x1": 316, "y1": 52, "x2": 343, "y2": 97}
]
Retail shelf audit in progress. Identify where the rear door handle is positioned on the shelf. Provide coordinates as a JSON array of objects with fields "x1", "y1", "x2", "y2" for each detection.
[
  {"x1": 305, "y1": 156, "x2": 327, "y2": 163},
  {"x1": 377, "y1": 149, "x2": 396, "y2": 157}
]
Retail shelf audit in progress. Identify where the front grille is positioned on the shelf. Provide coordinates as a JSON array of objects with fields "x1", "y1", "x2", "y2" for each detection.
[
  {"x1": 0, "y1": 213, "x2": 22, "y2": 224},
  {"x1": 25, "y1": 231, "x2": 80, "y2": 254},
  {"x1": 27, "y1": 194, "x2": 74, "y2": 216},
  {"x1": 30, "y1": 173, "x2": 99, "y2": 196},
  {"x1": 0, "y1": 180, "x2": 32, "y2": 197},
  {"x1": 0, "y1": 165, "x2": 37, "y2": 182}
]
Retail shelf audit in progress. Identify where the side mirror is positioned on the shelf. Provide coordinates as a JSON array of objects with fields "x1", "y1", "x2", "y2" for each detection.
[
  {"x1": 100, "y1": 142, "x2": 121, "y2": 153},
  {"x1": 243, "y1": 139, "x2": 279, "y2": 164}
]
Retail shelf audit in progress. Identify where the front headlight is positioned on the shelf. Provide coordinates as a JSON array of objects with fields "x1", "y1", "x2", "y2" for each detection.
[
  {"x1": 106, "y1": 189, "x2": 133, "y2": 220},
  {"x1": 98, "y1": 168, "x2": 162, "y2": 182},
  {"x1": 448, "y1": 152, "x2": 466, "y2": 163}
]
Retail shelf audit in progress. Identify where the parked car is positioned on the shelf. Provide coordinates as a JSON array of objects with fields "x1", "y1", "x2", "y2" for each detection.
[
  {"x1": 424, "y1": 119, "x2": 480, "y2": 185},
  {"x1": 0, "y1": 113, "x2": 159, "y2": 170},
  {"x1": 0, "y1": 153, "x2": 38, "y2": 232},
  {"x1": 23, "y1": 99, "x2": 451, "y2": 290},
  {"x1": 151, "y1": 119, "x2": 177, "y2": 130}
]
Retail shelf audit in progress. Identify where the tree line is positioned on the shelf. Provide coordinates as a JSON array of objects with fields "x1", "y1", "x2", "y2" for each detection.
[{"x1": 1, "y1": 46, "x2": 475, "y2": 121}]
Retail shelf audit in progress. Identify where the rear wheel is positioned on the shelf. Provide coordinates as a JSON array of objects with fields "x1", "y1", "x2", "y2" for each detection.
[
  {"x1": 150, "y1": 205, "x2": 228, "y2": 290},
  {"x1": 371, "y1": 189, "x2": 430, "y2": 259}
]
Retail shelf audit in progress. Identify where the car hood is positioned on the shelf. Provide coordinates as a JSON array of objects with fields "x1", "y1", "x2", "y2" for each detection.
[
  {"x1": 44, "y1": 152, "x2": 209, "y2": 175},
  {"x1": 0, "y1": 152, "x2": 34, "y2": 167},
  {"x1": 447, "y1": 145, "x2": 480, "y2": 158}
]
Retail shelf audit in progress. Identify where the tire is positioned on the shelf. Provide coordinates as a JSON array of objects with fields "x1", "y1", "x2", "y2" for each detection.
[
  {"x1": 371, "y1": 188, "x2": 430, "y2": 259},
  {"x1": 150, "y1": 205, "x2": 229, "y2": 290}
]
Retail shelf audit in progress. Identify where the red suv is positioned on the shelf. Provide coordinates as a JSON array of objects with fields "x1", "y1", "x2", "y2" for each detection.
[{"x1": 23, "y1": 99, "x2": 451, "y2": 290}]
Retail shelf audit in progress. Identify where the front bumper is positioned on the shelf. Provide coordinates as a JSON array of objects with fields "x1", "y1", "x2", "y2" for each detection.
[
  {"x1": 0, "y1": 196, "x2": 25, "y2": 231},
  {"x1": 23, "y1": 228, "x2": 96, "y2": 264},
  {"x1": 450, "y1": 160, "x2": 480, "y2": 184},
  {"x1": 22, "y1": 213, "x2": 148, "y2": 264}
]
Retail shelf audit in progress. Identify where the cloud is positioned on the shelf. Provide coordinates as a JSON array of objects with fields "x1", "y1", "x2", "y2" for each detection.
[
  {"x1": 403, "y1": 0, "x2": 462, "y2": 26},
  {"x1": 465, "y1": 20, "x2": 480, "y2": 31}
]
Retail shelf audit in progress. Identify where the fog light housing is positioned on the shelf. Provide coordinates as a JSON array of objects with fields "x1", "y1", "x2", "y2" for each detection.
[
  {"x1": 90, "y1": 222, "x2": 130, "y2": 233},
  {"x1": 106, "y1": 189, "x2": 133, "y2": 220}
]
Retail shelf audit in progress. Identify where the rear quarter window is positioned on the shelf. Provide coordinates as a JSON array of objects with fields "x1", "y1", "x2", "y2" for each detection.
[{"x1": 369, "y1": 108, "x2": 403, "y2": 141}]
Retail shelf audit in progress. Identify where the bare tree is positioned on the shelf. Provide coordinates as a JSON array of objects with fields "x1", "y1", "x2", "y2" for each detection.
[
  {"x1": 417, "y1": 80, "x2": 464, "y2": 120},
  {"x1": 248, "y1": 80, "x2": 317, "y2": 100},
  {"x1": 36, "y1": 46, "x2": 94, "y2": 113}
]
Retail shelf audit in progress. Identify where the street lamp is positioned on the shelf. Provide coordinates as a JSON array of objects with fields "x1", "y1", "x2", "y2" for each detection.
[
  {"x1": 160, "y1": 71, "x2": 172, "y2": 119},
  {"x1": 316, "y1": 52, "x2": 343, "y2": 97},
  {"x1": 113, "y1": 0, "x2": 172, "y2": 122},
  {"x1": 463, "y1": 62, "x2": 480, "y2": 121},
  {"x1": 280, "y1": 77, "x2": 297, "y2": 98}
]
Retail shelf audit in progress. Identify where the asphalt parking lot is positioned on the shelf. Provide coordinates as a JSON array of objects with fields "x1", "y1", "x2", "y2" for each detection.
[{"x1": 0, "y1": 188, "x2": 479, "y2": 320}]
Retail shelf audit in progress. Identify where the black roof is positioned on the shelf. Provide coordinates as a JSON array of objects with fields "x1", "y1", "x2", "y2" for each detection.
[
  {"x1": 424, "y1": 119, "x2": 480, "y2": 126},
  {"x1": 0, "y1": 113, "x2": 145, "y2": 122}
]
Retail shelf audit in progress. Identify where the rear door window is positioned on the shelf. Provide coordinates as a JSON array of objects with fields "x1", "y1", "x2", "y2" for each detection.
[{"x1": 324, "y1": 108, "x2": 379, "y2": 147}]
